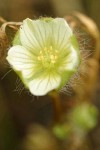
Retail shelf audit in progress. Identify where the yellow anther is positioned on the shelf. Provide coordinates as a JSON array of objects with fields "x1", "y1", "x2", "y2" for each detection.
[
  {"x1": 38, "y1": 55, "x2": 44, "y2": 61},
  {"x1": 54, "y1": 55, "x2": 57, "y2": 59},
  {"x1": 40, "y1": 55, "x2": 44, "y2": 60},
  {"x1": 40, "y1": 50, "x2": 43, "y2": 54},
  {"x1": 55, "y1": 50, "x2": 58, "y2": 53},
  {"x1": 50, "y1": 55, "x2": 55, "y2": 60},
  {"x1": 50, "y1": 46, "x2": 53, "y2": 51},
  {"x1": 44, "y1": 47, "x2": 47, "y2": 51},
  {"x1": 38, "y1": 46, "x2": 58, "y2": 64},
  {"x1": 51, "y1": 60, "x2": 56, "y2": 64},
  {"x1": 38, "y1": 56, "x2": 41, "y2": 60}
]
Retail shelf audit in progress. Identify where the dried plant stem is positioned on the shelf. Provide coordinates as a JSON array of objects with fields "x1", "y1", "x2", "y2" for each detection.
[
  {"x1": 66, "y1": 12, "x2": 100, "y2": 102},
  {"x1": 0, "y1": 17, "x2": 6, "y2": 24},
  {"x1": 1, "y1": 22, "x2": 22, "y2": 32},
  {"x1": 73, "y1": 12, "x2": 100, "y2": 61},
  {"x1": 50, "y1": 91, "x2": 63, "y2": 122}
]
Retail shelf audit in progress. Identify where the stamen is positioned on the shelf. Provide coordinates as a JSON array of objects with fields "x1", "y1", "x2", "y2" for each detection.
[
  {"x1": 50, "y1": 46, "x2": 53, "y2": 50},
  {"x1": 40, "y1": 50, "x2": 43, "y2": 54},
  {"x1": 44, "y1": 47, "x2": 47, "y2": 51},
  {"x1": 37, "y1": 46, "x2": 58, "y2": 65},
  {"x1": 54, "y1": 55, "x2": 57, "y2": 59},
  {"x1": 38, "y1": 56, "x2": 41, "y2": 60},
  {"x1": 41, "y1": 55, "x2": 44, "y2": 60},
  {"x1": 51, "y1": 60, "x2": 56, "y2": 64},
  {"x1": 50, "y1": 55, "x2": 55, "y2": 60},
  {"x1": 55, "y1": 50, "x2": 59, "y2": 53},
  {"x1": 38, "y1": 55, "x2": 44, "y2": 61}
]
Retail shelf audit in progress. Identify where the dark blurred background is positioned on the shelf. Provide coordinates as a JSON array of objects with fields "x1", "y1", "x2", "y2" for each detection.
[
  {"x1": 0, "y1": 0, "x2": 100, "y2": 150},
  {"x1": 0, "y1": 0, "x2": 100, "y2": 28}
]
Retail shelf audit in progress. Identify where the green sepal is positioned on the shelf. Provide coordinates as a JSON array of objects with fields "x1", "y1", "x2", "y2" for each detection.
[
  {"x1": 58, "y1": 69, "x2": 76, "y2": 90},
  {"x1": 39, "y1": 17, "x2": 53, "y2": 22},
  {"x1": 13, "y1": 31, "x2": 22, "y2": 46},
  {"x1": 71, "y1": 35, "x2": 79, "y2": 50}
]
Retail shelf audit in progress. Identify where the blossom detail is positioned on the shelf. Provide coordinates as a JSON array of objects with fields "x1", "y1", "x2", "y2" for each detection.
[{"x1": 6, "y1": 18, "x2": 81, "y2": 96}]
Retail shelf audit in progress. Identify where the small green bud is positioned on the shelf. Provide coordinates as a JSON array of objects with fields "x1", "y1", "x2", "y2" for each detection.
[
  {"x1": 70, "y1": 103, "x2": 98, "y2": 132},
  {"x1": 53, "y1": 124, "x2": 71, "y2": 140}
]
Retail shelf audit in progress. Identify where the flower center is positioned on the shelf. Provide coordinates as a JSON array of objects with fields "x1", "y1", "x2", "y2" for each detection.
[{"x1": 37, "y1": 46, "x2": 59, "y2": 67}]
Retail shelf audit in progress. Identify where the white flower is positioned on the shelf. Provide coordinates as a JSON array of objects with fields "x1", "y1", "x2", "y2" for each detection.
[{"x1": 6, "y1": 18, "x2": 81, "y2": 96}]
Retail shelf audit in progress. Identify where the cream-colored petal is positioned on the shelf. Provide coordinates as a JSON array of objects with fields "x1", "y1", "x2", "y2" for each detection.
[
  {"x1": 20, "y1": 18, "x2": 51, "y2": 50},
  {"x1": 63, "y1": 46, "x2": 80, "y2": 70},
  {"x1": 20, "y1": 18, "x2": 72, "y2": 52},
  {"x1": 50, "y1": 18, "x2": 72, "y2": 49},
  {"x1": 6, "y1": 46, "x2": 35, "y2": 77},
  {"x1": 30, "y1": 19, "x2": 52, "y2": 47},
  {"x1": 28, "y1": 75, "x2": 61, "y2": 96}
]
